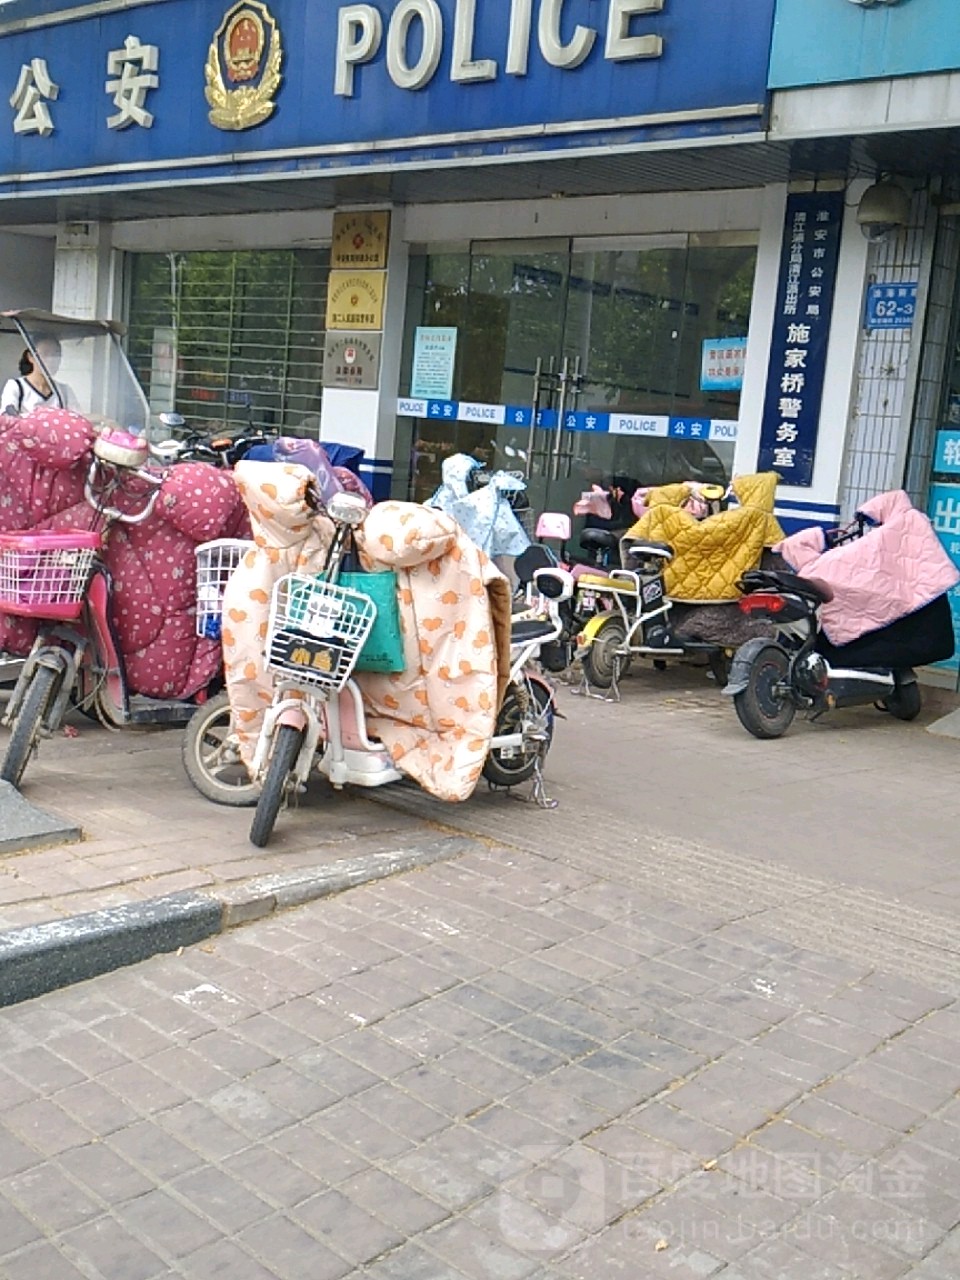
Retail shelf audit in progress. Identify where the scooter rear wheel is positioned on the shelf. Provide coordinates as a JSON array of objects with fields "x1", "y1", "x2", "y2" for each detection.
[
  {"x1": 1, "y1": 665, "x2": 61, "y2": 788},
  {"x1": 182, "y1": 692, "x2": 260, "y2": 807},
  {"x1": 249, "y1": 723, "x2": 305, "y2": 848},
  {"x1": 732, "y1": 645, "x2": 796, "y2": 739},
  {"x1": 483, "y1": 681, "x2": 554, "y2": 787},
  {"x1": 880, "y1": 680, "x2": 922, "y2": 721},
  {"x1": 582, "y1": 618, "x2": 629, "y2": 689}
]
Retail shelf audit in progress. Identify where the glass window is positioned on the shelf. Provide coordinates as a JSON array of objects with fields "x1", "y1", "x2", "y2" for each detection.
[{"x1": 126, "y1": 248, "x2": 330, "y2": 437}]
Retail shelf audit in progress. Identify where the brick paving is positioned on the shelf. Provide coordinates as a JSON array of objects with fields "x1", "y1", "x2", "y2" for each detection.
[
  {"x1": 3, "y1": 668, "x2": 960, "y2": 1274},
  {"x1": 2, "y1": 841, "x2": 960, "y2": 1278}
]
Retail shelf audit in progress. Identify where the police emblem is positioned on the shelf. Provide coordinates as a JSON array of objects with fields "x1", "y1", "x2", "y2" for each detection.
[{"x1": 205, "y1": 0, "x2": 282, "y2": 131}]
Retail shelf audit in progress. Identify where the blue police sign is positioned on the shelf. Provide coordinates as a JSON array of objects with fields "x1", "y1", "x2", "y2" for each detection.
[
  {"x1": 757, "y1": 191, "x2": 844, "y2": 488},
  {"x1": 0, "y1": 0, "x2": 776, "y2": 195}
]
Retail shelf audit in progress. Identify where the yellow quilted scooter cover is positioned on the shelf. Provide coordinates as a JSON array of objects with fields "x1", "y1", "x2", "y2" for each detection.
[{"x1": 623, "y1": 473, "x2": 784, "y2": 602}]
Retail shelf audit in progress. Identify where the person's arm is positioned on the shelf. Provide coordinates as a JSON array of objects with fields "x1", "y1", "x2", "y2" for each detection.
[{"x1": 0, "y1": 377, "x2": 21, "y2": 416}]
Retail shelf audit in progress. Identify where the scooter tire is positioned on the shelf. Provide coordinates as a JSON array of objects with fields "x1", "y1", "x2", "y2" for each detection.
[
  {"x1": 182, "y1": 692, "x2": 260, "y2": 807},
  {"x1": 249, "y1": 723, "x2": 305, "y2": 848},
  {"x1": 482, "y1": 681, "x2": 554, "y2": 788},
  {"x1": 581, "y1": 618, "x2": 629, "y2": 689},
  {"x1": 1, "y1": 665, "x2": 61, "y2": 788},
  {"x1": 732, "y1": 645, "x2": 796, "y2": 740},
  {"x1": 880, "y1": 681, "x2": 922, "y2": 722}
]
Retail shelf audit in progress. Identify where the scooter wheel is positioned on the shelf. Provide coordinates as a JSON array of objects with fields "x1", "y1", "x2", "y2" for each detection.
[
  {"x1": 483, "y1": 682, "x2": 554, "y2": 788},
  {"x1": 0, "y1": 665, "x2": 61, "y2": 788},
  {"x1": 182, "y1": 691, "x2": 260, "y2": 806},
  {"x1": 581, "y1": 619, "x2": 629, "y2": 689},
  {"x1": 880, "y1": 681, "x2": 922, "y2": 722},
  {"x1": 732, "y1": 645, "x2": 796, "y2": 739},
  {"x1": 249, "y1": 723, "x2": 305, "y2": 848}
]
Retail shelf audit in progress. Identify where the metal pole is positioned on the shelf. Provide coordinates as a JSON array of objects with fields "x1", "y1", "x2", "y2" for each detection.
[
  {"x1": 552, "y1": 356, "x2": 570, "y2": 481},
  {"x1": 526, "y1": 357, "x2": 542, "y2": 480}
]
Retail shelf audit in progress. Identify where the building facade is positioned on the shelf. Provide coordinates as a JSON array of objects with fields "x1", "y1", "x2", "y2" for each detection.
[
  {"x1": 768, "y1": 0, "x2": 960, "y2": 682},
  {"x1": 0, "y1": 0, "x2": 958, "y2": 596}
]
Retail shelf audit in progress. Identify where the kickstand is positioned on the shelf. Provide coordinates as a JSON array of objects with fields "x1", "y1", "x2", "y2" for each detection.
[{"x1": 528, "y1": 752, "x2": 558, "y2": 809}]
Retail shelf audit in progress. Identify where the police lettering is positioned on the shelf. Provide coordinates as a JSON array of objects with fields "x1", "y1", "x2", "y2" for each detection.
[{"x1": 335, "y1": 0, "x2": 665, "y2": 97}]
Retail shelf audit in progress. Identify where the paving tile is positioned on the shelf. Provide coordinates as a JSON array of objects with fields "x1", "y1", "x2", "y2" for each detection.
[
  {"x1": 269, "y1": 1118, "x2": 371, "y2": 1185},
  {"x1": 0, "y1": 1190, "x2": 43, "y2": 1256},
  {"x1": 237, "y1": 1213, "x2": 351, "y2": 1280},
  {"x1": 176, "y1": 1237, "x2": 283, "y2": 1279},
  {"x1": 628, "y1": 1102, "x2": 737, "y2": 1162},
  {"x1": 784, "y1": 1097, "x2": 901, "y2": 1156},
  {"x1": 107, "y1": 1120, "x2": 205, "y2": 1180},
  {"x1": 339, "y1": 1167, "x2": 449, "y2": 1234},
  {"x1": 313, "y1": 1097, "x2": 414, "y2": 1160},
  {"x1": 2, "y1": 1161, "x2": 103, "y2": 1232},
  {"x1": 0, "y1": 1242, "x2": 91, "y2": 1280},
  {"x1": 57, "y1": 1142, "x2": 154, "y2": 1203},
  {"x1": 292, "y1": 1188, "x2": 404, "y2": 1265},
  {"x1": 61, "y1": 1215, "x2": 168, "y2": 1280},
  {"x1": 364, "y1": 1240, "x2": 472, "y2": 1279},
  {"x1": 425, "y1": 1212, "x2": 542, "y2": 1279}
]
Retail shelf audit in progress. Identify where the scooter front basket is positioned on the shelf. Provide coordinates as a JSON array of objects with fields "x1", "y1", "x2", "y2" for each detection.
[
  {"x1": 0, "y1": 530, "x2": 100, "y2": 621},
  {"x1": 265, "y1": 573, "x2": 378, "y2": 692}
]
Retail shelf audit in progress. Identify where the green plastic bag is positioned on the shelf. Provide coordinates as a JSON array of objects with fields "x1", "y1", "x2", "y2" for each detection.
[{"x1": 339, "y1": 569, "x2": 405, "y2": 673}]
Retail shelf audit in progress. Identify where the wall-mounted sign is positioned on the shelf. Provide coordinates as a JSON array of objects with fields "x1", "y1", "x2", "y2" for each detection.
[
  {"x1": 864, "y1": 282, "x2": 918, "y2": 330},
  {"x1": 701, "y1": 337, "x2": 747, "y2": 391},
  {"x1": 928, "y1": 482, "x2": 960, "y2": 672},
  {"x1": 770, "y1": 0, "x2": 944, "y2": 89},
  {"x1": 0, "y1": 0, "x2": 775, "y2": 195},
  {"x1": 934, "y1": 430, "x2": 960, "y2": 475},
  {"x1": 325, "y1": 270, "x2": 385, "y2": 331},
  {"x1": 322, "y1": 332, "x2": 381, "y2": 389},
  {"x1": 757, "y1": 191, "x2": 844, "y2": 488},
  {"x1": 331, "y1": 210, "x2": 390, "y2": 270},
  {"x1": 410, "y1": 327, "x2": 457, "y2": 400}
]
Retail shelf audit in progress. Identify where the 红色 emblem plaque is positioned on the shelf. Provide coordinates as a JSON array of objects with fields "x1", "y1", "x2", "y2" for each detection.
[{"x1": 205, "y1": 0, "x2": 282, "y2": 131}]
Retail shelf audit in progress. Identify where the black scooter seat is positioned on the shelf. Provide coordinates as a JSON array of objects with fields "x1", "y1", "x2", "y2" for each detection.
[
  {"x1": 579, "y1": 529, "x2": 619, "y2": 553},
  {"x1": 624, "y1": 539, "x2": 674, "y2": 561},
  {"x1": 741, "y1": 568, "x2": 834, "y2": 605},
  {"x1": 510, "y1": 619, "x2": 557, "y2": 645}
]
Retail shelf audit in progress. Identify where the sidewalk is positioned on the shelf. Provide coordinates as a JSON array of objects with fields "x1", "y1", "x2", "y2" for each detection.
[
  {"x1": 3, "y1": 800, "x2": 960, "y2": 1278},
  {"x1": 2, "y1": 664, "x2": 960, "y2": 1003}
]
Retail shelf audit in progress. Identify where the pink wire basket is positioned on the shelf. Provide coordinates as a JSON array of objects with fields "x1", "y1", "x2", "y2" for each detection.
[{"x1": 0, "y1": 530, "x2": 101, "y2": 621}]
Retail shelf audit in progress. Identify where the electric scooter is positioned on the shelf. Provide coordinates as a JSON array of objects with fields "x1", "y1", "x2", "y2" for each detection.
[
  {"x1": 243, "y1": 490, "x2": 573, "y2": 846},
  {"x1": 0, "y1": 431, "x2": 217, "y2": 787},
  {"x1": 722, "y1": 567, "x2": 936, "y2": 739}
]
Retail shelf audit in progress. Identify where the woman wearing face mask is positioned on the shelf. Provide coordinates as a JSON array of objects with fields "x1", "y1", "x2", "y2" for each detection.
[{"x1": 1, "y1": 338, "x2": 77, "y2": 416}]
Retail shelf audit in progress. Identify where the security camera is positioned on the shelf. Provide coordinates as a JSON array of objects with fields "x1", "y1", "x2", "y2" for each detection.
[{"x1": 856, "y1": 180, "x2": 910, "y2": 241}]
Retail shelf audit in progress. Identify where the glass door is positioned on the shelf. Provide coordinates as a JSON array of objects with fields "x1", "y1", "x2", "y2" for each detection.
[{"x1": 397, "y1": 233, "x2": 758, "y2": 532}]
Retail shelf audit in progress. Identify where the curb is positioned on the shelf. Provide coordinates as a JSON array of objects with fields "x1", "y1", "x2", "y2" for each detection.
[
  {"x1": 0, "y1": 780, "x2": 82, "y2": 855},
  {"x1": 0, "y1": 834, "x2": 477, "y2": 1008}
]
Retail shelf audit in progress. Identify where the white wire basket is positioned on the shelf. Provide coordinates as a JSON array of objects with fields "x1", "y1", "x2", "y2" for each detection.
[
  {"x1": 195, "y1": 538, "x2": 255, "y2": 638},
  {"x1": 0, "y1": 531, "x2": 100, "y2": 621},
  {"x1": 266, "y1": 573, "x2": 378, "y2": 692}
]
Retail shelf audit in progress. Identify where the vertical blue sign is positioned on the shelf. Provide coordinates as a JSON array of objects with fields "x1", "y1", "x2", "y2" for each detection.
[
  {"x1": 928, "y1": 482, "x2": 960, "y2": 674},
  {"x1": 757, "y1": 191, "x2": 844, "y2": 487}
]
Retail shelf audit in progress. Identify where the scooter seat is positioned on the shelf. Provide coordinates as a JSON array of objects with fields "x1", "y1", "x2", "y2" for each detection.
[
  {"x1": 624, "y1": 539, "x2": 674, "y2": 561},
  {"x1": 576, "y1": 573, "x2": 636, "y2": 594},
  {"x1": 742, "y1": 568, "x2": 834, "y2": 605},
  {"x1": 510, "y1": 618, "x2": 557, "y2": 645},
  {"x1": 579, "y1": 529, "x2": 619, "y2": 553}
]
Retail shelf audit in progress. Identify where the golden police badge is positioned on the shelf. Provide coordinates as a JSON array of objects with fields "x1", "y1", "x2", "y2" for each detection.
[{"x1": 205, "y1": 0, "x2": 282, "y2": 131}]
